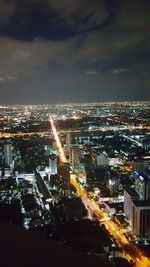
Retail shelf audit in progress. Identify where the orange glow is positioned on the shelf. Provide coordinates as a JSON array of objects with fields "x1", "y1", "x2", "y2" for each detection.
[
  {"x1": 70, "y1": 175, "x2": 150, "y2": 267},
  {"x1": 49, "y1": 115, "x2": 67, "y2": 163}
]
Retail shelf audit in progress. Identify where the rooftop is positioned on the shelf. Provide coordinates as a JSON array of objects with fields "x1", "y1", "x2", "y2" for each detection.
[
  {"x1": 124, "y1": 186, "x2": 139, "y2": 199},
  {"x1": 133, "y1": 200, "x2": 150, "y2": 208}
]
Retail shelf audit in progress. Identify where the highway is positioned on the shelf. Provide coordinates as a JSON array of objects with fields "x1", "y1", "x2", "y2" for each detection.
[
  {"x1": 50, "y1": 115, "x2": 150, "y2": 267},
  {"x1": 0, "y1": 131, "x2": 51, "y2": 138},
  {"x1": 0, "y1": 125, "x2": 150, "y2": 139}
]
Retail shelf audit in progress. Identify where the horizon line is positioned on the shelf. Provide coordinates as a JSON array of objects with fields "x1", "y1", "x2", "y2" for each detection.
[{"x1": 0, "y1": 100, "x2": 150, "y2": 107}]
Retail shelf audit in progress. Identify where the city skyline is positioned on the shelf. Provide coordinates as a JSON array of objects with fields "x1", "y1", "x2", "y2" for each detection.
[
  {"x1": 0, "y1": 102, "x2": 149, "y2": 266},
  {"x1": 0, "y1": 0, "x2": 150, "y2": 104}
]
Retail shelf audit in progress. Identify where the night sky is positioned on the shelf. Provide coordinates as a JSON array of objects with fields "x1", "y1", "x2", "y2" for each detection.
[{"x1": 0, "y1": 0, "x2": 150, "y2": 104}]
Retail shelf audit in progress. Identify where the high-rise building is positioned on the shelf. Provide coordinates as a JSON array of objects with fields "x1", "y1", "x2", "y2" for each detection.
[
  {"x1": 130, "y1": 200, "x2": 150, "y2": 238},
  {"x1": 124, "y1": 164, "x2": 150, "y2": 239},
  {"x1": 49, "y1": 154, "x2": 57, "y2": 175},
  {"x1": 66, "y1": 133, "x2": 72, "y2": 159},
  {"x1": 132, "y1": 158, "x2": 149, "y2": 178},
  {"x1": 49, "y1": 174, "x2": 58, "y2": 190},
  {"x1": 124, "y1": 187, "x2": 139, "y2": 220},
  {"x1": 58, "y1": 162, "x2": 70, "y2": 195},
  {"x1": 134, "y1": 170, "x2": 150, "y2": 200},
  {"x1": 108, "y1": 177, "x2": 120, "y2": 196},
  {"x1": 71, "y1": 145, "x2": 84, "y2": 170},
  {"x1": 4, "y1": 144, "x2": 12, "y2": 167},
  {"x1": 96, "y1": 153, "x2": 108, "y2": 167}
]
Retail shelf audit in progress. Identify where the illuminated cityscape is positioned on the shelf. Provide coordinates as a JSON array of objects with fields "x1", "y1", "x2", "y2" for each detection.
[
  {"x1": 0, "y1": 102, "x2": 149, "y2": 267},
  {"x1": 0, "y1": 0, "x2": 150, "y2": 266}
]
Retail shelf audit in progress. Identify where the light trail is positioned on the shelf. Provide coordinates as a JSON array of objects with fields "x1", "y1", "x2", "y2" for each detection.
[
  {"x1": 0, "y1": 125, "x2": 150, "y2": 139},
  {"x1": 0, "y1": 131, "x2": 51, "y2": 138},
  {"x1": 60, "y1": 125, "x2": 150, "y2": 133},
  {"x1": 49, "y1": 115, "x2": 67, "y2": 163}
]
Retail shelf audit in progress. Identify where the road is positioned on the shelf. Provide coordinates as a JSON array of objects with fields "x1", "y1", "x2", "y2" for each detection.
[
  {"x1": 0, "y1": 131, "x2": 51, "y2": 138},
  {"x1": 0, "y1": 125, "x2": 150, "y2": 139},
  {"x1": 49, "y1": 115, "x2": 67, "y2": 163},
  {"x1": 45, "y1": 115, "x2": 150, "y2": 266},
  {"x1": 70, "y1": 175, "x2": 150, "y2": 267}
]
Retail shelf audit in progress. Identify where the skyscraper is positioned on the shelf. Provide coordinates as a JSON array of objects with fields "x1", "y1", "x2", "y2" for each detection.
[
  {"x1": 58, "y1": 162, "x2": 70, "y2": 195},
  {"x1": 124, "y1": 163, "x2": 150, "y2": 239},
  {"x1": 132, "y1": 158, "x2": 149, "y2": 178},
  {"x1": 4, "y1": 144, "x2": 12, "y2": 167},
  {"x1": 130, "y1": 200, "x2": 150, "y2": 238},
  {"x1": 134, "y1": 170, "x2": 150, "y2": 200},
  {"x1": 96, "y1": 153, "x2": 108, "y2": 167},
  {"x1": 66, "y1": 133, "x2": 72, "y2": 160},
  {"x1": 49, "y1": 154, "x2": 57, "y2": 175}
]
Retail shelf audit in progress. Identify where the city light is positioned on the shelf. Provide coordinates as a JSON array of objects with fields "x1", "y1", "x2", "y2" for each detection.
[
  {"x1": 50, "y1": 116, "x2": 150, "y2": 267},
  {"x1": 0, "y1": 103, "x2": 149, "y2": 267},
  {"x1": 49, "y1": 115, "x2": 67, "y2": 163}
]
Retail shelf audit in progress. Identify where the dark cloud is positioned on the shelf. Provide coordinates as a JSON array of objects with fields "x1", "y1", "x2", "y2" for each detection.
[
  {"x1": 117, "y1": 0, "x2": 150, "y2": 30},
  {"x1": 0, "y1": 0, "x2": 149, "y2": 104},
  {"x1": 0, "y1": 0, "x2": 17, "y2": 28},
  {"x1": 48, "y1": 0, "x2": 109, "y2": 31},
  {"x1": 0, "y1": 0, "x2": 109, "y2": 40}
]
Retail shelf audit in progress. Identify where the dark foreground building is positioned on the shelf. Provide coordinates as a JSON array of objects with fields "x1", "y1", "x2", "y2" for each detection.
[{"x1": 0, "y1": 221, "x2": 110, "y2": 267}]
